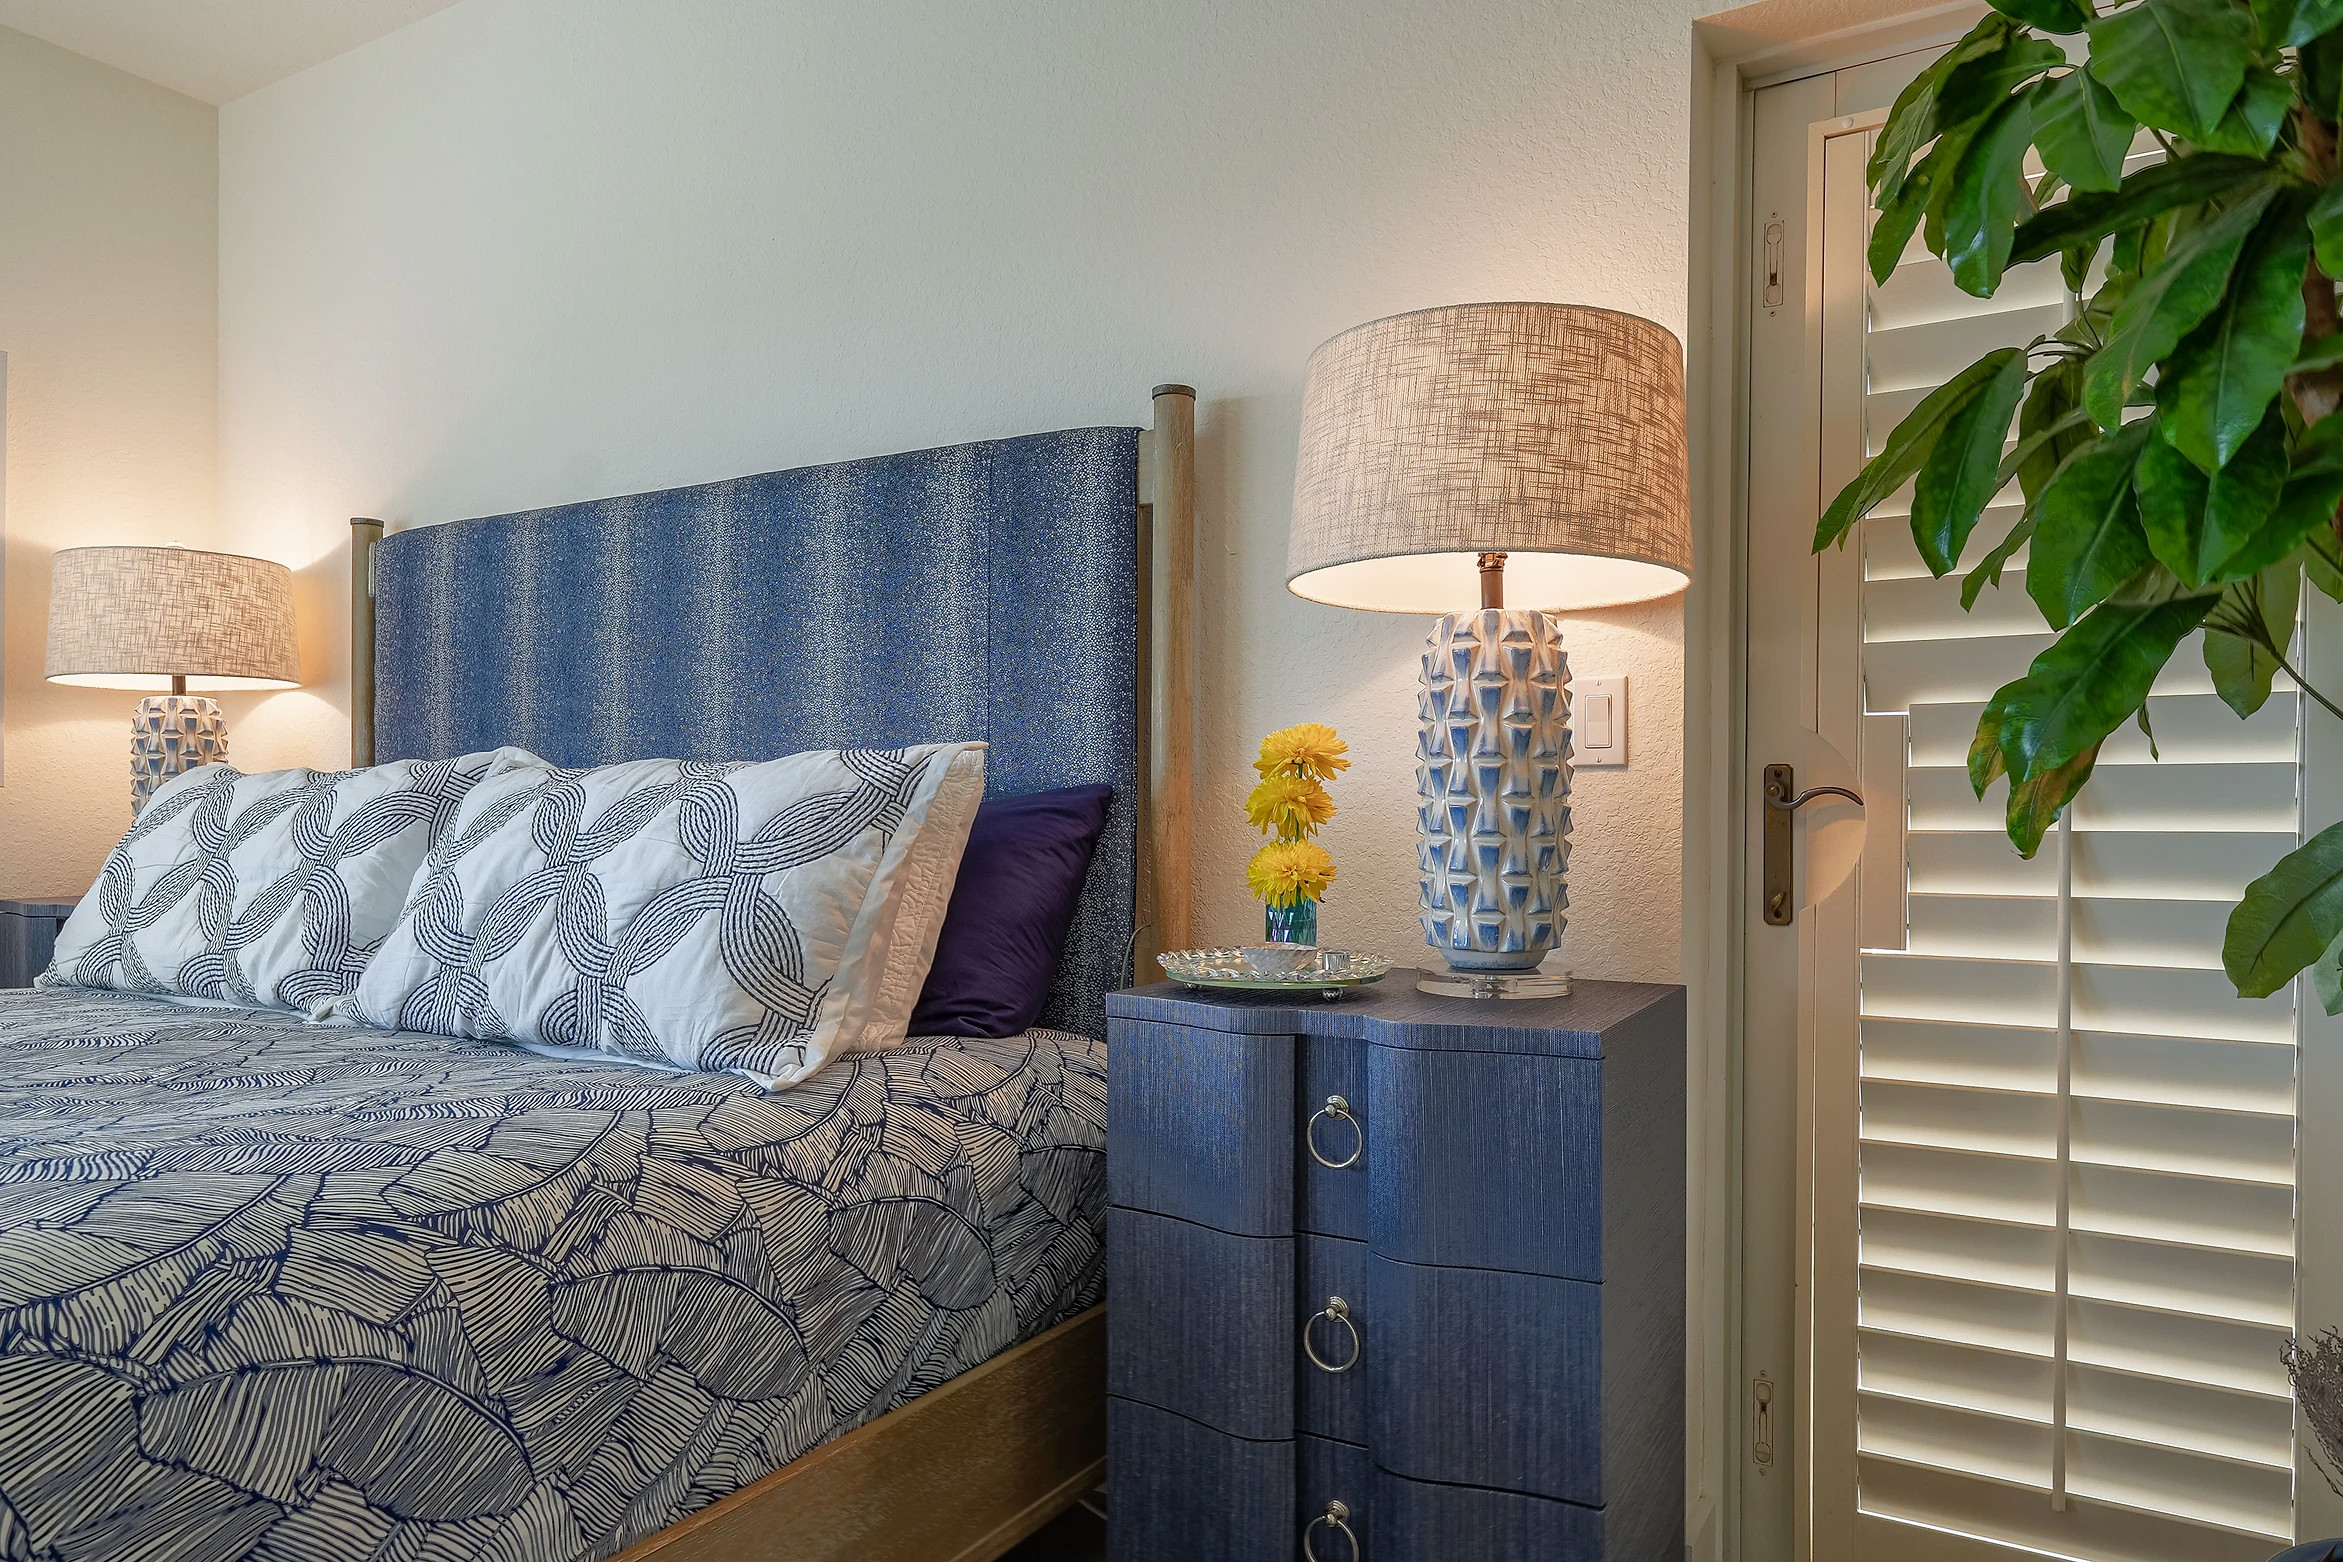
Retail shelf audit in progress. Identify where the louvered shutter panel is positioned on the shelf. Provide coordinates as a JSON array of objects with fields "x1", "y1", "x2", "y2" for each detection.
[{"x1": 1842, "y1": 145, "x2": 2302, "y2": 1562}]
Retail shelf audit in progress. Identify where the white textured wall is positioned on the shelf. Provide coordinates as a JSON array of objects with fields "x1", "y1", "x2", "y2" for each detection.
[
  {"x1": 0, "y1": 25, "x2": 216, "y2": 896},
  {"x1": 218, "y1": 0, "x2": 1708, "y2": 981}
]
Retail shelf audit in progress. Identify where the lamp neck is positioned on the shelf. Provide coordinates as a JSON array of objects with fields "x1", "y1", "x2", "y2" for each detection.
[
  {"x1": 171, "y1": 675, "x2": 186, "y2": 698},
  {"x1": 1477, "y1": 551, "x2": 1507, "y2": 611}
]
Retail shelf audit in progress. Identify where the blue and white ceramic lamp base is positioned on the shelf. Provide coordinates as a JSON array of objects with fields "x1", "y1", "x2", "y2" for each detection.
[
  {"x1": 1415, "y1": 607, "x2": 1574, "y2": 998},
  {"x1": 130, "y1": 695, "x2": 227, "y2": 815}
]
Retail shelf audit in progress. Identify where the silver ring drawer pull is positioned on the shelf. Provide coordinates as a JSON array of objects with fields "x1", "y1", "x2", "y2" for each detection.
[
  {"x1": 1303, "y1": 1295, "x2": 1361, "y2": 1373},
  {"x1": 1303, "y1": 1500, "x2": 1358, "y2": 1562},
  {"x1": 1306, "y1": 1095, "x2": 1363, "y2": 1169}
]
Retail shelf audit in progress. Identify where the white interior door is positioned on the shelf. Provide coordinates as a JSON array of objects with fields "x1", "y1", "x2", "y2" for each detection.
[{"x1": 1742, "y1": 53, "x2": 2307, "y2": 1562}]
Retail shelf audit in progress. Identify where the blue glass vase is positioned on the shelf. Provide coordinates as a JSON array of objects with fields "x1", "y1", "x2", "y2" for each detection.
[{"x1": 1265, "y1": 898, "x2": 1318, "y2": 947}]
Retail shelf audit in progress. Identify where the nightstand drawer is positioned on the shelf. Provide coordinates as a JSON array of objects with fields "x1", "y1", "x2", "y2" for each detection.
[
  {"x1": 1108, "y1": 1397, "x2": 1291, "y2": 1562},
  {"x1": 1295, "y1": 1437, "x2": 1607, "y2": 1562},
  {"x1": 1296, "y1": 1034, "x2": 1366, "y2": 1240},
  {"x1": 1375, "y1": 1466, "x2": 1604, "y2": 1561},
  {"x1": 1296, "y1": 1434, "x2": 1370, "y2": 1560},
  {"x1": 1368, "y1": 1045, "x2": 1602, "y2": 1280},
  {"x1": 1107, "y1": 1207, "x2": 1292, "y2": 1438},
  {"x1": 1368, "y1": 1253, "x2": 1600, "y2": 1504},
  {"x1": 1295, "y1": 1232, "x2": 1367, "y2": 1444},
  {"x1": 1109, "y1": 1020, "x2": 1292, "y2": 1236}
]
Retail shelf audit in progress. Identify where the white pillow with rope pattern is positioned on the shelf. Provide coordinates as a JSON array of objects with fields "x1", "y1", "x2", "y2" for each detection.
[
  {"x1": 43, "y1": 749, "x2": 537, "y2": 1010},
  {"x1": 316, "y1": 742, "x2": 984, "y2": 1088}
]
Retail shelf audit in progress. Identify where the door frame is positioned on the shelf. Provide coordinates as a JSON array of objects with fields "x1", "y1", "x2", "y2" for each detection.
[
  {"x1": 1690, "y1": 1, "x2": 2343, "y2": 1556},
  {"x1": 1684, "y1": 6, "x2": 1994, "y2": 1559}
]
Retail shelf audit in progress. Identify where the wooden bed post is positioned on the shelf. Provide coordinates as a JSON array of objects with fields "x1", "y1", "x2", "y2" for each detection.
[
  {"x1": 1136, "y1": 385, "x2": 1196, "y2": 980},
  {"x1": 351, "y1": 518, "x2": 383, "y2": 767}
]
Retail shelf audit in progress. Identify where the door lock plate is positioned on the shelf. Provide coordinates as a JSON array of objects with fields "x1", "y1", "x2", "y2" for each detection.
[{"x1": 1763, "y1": 765, "x2": 1794, "y2": 925}]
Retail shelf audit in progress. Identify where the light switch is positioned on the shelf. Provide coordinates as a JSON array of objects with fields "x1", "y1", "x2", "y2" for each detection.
[{"x1": 1574, "y1": 675, "x2": 1627, "y2": 767}]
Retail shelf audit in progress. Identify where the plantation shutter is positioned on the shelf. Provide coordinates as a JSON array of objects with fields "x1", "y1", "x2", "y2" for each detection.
[{"x1": 1835, "y1": 136, "x2": 2304, "y2": 1561}]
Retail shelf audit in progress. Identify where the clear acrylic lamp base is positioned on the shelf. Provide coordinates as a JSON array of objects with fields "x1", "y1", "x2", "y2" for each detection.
[{"x1": 1416, "y1": 967, "x2": 1575, "y2": 1000}]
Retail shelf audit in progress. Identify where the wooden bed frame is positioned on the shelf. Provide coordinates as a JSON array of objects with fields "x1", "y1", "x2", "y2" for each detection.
[{"x1": 345, "y1": 386, "x2": 1197, "y2": 1562}]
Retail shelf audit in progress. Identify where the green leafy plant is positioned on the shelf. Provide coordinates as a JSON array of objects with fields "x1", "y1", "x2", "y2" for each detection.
[{"x1": 1820, "y1": 0, "x2": 2343, "y2": 1007}]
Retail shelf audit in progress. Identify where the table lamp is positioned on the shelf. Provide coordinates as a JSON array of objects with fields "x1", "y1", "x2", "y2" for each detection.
[
  {"x1": 1287, "y1": 302, "x2": 1691, "y2": 997},
  {"x1": 45, "y1": 545, "x2": 301, "y2": 813}
]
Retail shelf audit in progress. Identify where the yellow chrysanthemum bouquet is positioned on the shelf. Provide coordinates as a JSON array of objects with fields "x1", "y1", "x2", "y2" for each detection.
[{"x1": 1245, "y1": 723, "x2": 1346, "y2": 945}]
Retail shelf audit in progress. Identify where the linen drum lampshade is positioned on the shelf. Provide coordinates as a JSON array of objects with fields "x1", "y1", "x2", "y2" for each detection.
[
  {"x1": 46, "y1": 545, "x2": 301, "y2": 812},
  {"x1": 1285, "y1": 302, "x2": 1690, "y2": 995}
]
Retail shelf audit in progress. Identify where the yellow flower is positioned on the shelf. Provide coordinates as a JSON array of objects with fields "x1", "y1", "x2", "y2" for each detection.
[
  {"x1": 1254, "y1": 722, "x2": 1350, "y2": 783},
  {"x1": 1246, "y1": 773, "x2": 1336, "y2": 840},
  {"x1": 1248, "y1": 840, "x2": 1337, "y2": 907}
]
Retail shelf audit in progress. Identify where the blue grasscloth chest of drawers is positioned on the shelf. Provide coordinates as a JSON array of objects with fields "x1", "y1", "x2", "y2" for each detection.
[{"x1": 1104, "y1": 975, "x2": 1685, "y2": 1562}]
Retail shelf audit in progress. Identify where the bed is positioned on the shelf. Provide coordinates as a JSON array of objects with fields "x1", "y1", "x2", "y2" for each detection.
[{"x1": 0, "y1": 387, "x2": 1198, "y2": 1562}]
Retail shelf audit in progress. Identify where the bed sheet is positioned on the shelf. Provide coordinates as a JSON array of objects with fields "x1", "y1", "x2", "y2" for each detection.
[{"x1": 0, "y1": 989, "x2": 1104, "y2": 1562}]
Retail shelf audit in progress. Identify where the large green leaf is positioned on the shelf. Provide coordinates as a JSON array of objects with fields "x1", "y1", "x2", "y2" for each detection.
[
  {"x1": 2063, "y1": 238, "x2": 2100, "y2": 293},
  {"x1": 2006, "y1": 742, "x2": 2104, "y2": 856},
  {"x1": 2034, "y1": 68, "x2": 2138, "y2": 194},
  {"x1": 2308, "y1": 172, "x2": 2343, "y2": 278},
  {"x1": 1871, "y1": 130, "x2": 1971, "y2": 286},
  {"x1": 2017, "y1": 360, "x2": 2090, "y2": 504},
  {"x1": 1937, "y1": 36, "x2": 2071, "y2": 128},
  {"x1": 1817, "y1": 347, "x2": 2029, "y2": 550},
  {"x1": 2205, "y1": 414, "x2": 2343, "y2": 578},
  {"x1": 2028, "y1": 422, "x2": 2155, "y2": 626},
  {"x1": 1870, "y1": 15, "x2": 2015, "y2": 206},
  {"x1": 1945, "y1": 95, "x2": 2043, "y2": 296},
  {"x1": 1995, "y1": 586, "x2": 2218, "y2": 790},
  {"x1": 2010, "y1": 155, "x2": 2267, "y2": 265},
  {"x1": 2156, "y1": 197, "x2": 2310, "y2": 472},
  {"x1": 2258, "y1": 0, "x2": 2343, "y2": 48},
  {"x1": 2286, "y1": 407, "x2": 2343, "y2": 484},
  {"x1": 2224, "y1": 818, "x2": 2343, "y2": 997},
  {"x1": 1971, "y1": 685, "x2": 2015, "y2": 796},
  {"x1": 1996, "y1": 0, "x2": 2092, "y2": 27},
  {"x1": 2204, "y1": 561, "x2": 2302, "y2": 714},
  {"x1": 1964, "y1": 516, "x2": 2037, "y2": 608},
  {"x1": 2134, "y1": 430, "x2": 2211, "y2": 580},
  {"x1": 2136, "y1": 407, "x2": 2288, "y2": 583},
  {"x1": 2088, "y1": 0, "x2": 2255, "y2": 141},
  {"x1": 2307, "y1": 30, "x2": 2343, "y2": 124},
  {"x1": 2192, "y1": 64, "x2": 2293, "y2": 156},
  {"x1": 2306, "y1": 526, "x2": 2343, "y2": 600},
  {"x1": 2084, "y1": 182, "x2": 2280, "y2": 429},
  {"x1": 1914, "y1": 348, "x2": 2036, "y2": 571},
  {"x1": 2215, "y1": 465, "x2": 2343, "y2": 578},
  {"x1": 2313, "y1": 924, "x2": 2343, "y2": 1017},
  {"x1": 2200, "y1": 408, "x2": 2292, "y2": 578}
]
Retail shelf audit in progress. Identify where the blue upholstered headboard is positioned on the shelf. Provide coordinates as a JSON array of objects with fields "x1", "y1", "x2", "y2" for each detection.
[{"x1": 371, "y1": 426, "x2": 1143, "y2": 1040}]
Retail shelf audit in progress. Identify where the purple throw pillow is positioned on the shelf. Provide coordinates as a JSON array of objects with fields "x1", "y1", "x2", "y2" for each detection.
[{"x1": 910, "y1": 783, "x2": 1113, "y2": 1038}]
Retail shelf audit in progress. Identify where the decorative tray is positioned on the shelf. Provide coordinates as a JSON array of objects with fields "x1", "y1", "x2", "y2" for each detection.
[{"x1": 1157, "y1": 947, "x2": 1394, "y2": 996}]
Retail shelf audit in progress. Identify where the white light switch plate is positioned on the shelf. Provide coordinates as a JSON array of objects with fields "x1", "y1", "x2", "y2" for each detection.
[{"x1": 1574, "y1": 675, "x2": 1627, "y2": 767}]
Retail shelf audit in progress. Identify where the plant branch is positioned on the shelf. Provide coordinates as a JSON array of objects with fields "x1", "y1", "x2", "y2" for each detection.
[
  {"x1": 2206, "y1": 590, "x2": 2343, "y2": 721},
  {"x1": 2276, "y1": 652, "x2": 2343, "y2": 723}
]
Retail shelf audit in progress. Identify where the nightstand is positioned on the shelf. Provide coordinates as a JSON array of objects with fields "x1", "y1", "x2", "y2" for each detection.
[
  {"x1": 1104, "y1": 974, "x2": 1684, "y2": 1562},
  {"x1": 0, "y1": 898, "x2": 79, "y2": 989}
]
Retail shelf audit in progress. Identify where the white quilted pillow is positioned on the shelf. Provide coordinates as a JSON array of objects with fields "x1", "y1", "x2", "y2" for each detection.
[
  {"x1": 44, "y1": 749, "x2": 540, "y2": 1009},
  {"x1": 319, "y1": 742, "x2": 985, "y2": 1088}
]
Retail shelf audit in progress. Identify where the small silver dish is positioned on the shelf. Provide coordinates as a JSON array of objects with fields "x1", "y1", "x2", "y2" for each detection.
[
  {"x1": 1242, "y1": 943, "x2": 1322, "y2": 977},
  {"x1": 1156, "y1": 948, "x2": 1394, "y2": 997}
]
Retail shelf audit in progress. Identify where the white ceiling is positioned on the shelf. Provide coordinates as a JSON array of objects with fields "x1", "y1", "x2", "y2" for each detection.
[{"x1": 0, "y1": 0, "x2": 465, "y2": 104}]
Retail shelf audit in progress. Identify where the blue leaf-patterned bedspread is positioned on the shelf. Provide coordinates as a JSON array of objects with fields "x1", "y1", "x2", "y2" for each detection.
[{"x1": 0, "y1": 988, "x2": 1106, "y2": 1562}]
